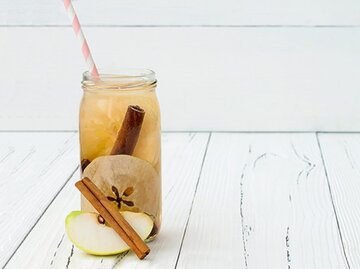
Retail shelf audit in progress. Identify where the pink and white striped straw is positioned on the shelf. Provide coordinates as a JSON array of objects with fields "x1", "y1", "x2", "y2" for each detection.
[{"x1": 63, "y1": 0, "x2": 99, "y2": 77}]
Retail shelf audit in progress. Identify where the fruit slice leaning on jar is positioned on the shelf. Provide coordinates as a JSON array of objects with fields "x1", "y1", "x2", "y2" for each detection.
[
  {"x1": 81, "y1": 155, "x2": 161, "y2": 232},
  {"x1": 65, "y1": 211, "x2": 153, "y2": 255}
]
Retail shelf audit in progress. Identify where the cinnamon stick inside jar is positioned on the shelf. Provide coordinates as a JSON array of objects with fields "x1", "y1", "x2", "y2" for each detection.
[
  {"x1": 111, "y1": 105, "x2": 145, "y2": 155},
  {"x1": 81, "y1": 159, "x2": 91, "y2": 172}
]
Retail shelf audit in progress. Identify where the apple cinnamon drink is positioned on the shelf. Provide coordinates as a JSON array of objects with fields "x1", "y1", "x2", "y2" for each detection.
[{"x1": 79, "y1": 69, "x2": 161, "y2": 239}]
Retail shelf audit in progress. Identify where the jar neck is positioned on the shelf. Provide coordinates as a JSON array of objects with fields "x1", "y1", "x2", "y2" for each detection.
[{"x1": 82, "y1": 68, "x2": 157, "y2": 93}]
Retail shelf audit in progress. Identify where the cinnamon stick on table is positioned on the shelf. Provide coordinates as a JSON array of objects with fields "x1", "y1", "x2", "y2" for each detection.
[
  {"x1": 75, "y1": 177, "x2": 150, "y2": 259},
  {"x1": 110, "y1": 105, "x2": 145, "y2": 155}
]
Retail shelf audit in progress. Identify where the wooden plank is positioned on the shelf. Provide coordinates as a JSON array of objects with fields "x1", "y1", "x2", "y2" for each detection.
[
  {"x1": 176, "y1": 133, "x2": 349, "y2": 268},
  {"x1": 318, "y1": 133, "x2": 360, "y2": 268},
  {"x1": 1, "y1": 27, "x2": 360, "y2": 131},
  {"x1": 0, "y1": 132, "x2": 79, "y2": 268},
  {"x1": 4, "y1": 133, "x2": 210, "y2": 269},
  {"x1": 1, "y1": 0, "x2": 360, "y2": 26}
]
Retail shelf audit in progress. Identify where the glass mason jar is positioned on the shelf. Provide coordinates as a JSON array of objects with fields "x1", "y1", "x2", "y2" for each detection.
[{"x1": 79, "y1": 69, "x2": 161, "y2": 239}]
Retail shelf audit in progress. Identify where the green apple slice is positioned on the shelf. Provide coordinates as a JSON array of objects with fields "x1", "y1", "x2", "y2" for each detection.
[{"x1": 65, "y1": 211, "x2": 153, "y2": 256}]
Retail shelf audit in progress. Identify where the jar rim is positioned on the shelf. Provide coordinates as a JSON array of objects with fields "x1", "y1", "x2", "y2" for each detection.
[
  {"x1": 82, "y1": 68, "x2": 157, "y2": 92},
  {"x1": 83, "y1": 68, "x2": 155, "y2": 80}
]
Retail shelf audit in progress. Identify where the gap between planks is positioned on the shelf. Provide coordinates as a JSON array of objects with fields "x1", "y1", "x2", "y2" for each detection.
[
  {"x1": 174, "y1": 133, "x2": 212, "y2": 268},
  {"x1": 316, "y1": 134, "x2": 351, "y2": 269},
  {"x1": 2, "y1": 166, "x2": 80, "y2": 268}
]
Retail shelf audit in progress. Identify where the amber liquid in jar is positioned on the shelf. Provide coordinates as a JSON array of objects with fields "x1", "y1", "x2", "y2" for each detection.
[{"x1": 79, "y1": 69, "x2": 161, "y2": 239}]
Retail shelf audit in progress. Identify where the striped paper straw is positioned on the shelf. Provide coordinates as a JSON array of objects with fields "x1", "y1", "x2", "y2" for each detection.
[{"x1": 63, "y1": 0, "x2": 99, "y2": 77}]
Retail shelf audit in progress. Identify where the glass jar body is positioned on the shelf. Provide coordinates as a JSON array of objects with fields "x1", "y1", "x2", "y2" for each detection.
[{"x1": 79, "y1": 69, "x2": 161, "y2": 239}]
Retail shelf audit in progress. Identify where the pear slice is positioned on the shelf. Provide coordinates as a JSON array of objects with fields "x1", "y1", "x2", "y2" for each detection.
[
  {"x1": 82, "y1": 155, "x2": 161, "y2": 230},
  {"x1": 65, "y1": 211, "x2": 153, "y2": 256}
]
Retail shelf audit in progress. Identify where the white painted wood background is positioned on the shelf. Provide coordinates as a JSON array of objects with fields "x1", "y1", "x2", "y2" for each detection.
[
  {"x1": 1, "y1": 0, "x2": 360, "y2": 131},
  {"x1": 1, "y1": 132, "x2": 360, "y2": 268},
  {"x1": 1, "y1": 0, "x2": 360, "y2": 26}
]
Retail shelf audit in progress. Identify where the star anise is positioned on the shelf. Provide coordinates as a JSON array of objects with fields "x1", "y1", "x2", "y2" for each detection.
[{"x1": 107, "y1": 186, "x2": 134, "y2": 209}]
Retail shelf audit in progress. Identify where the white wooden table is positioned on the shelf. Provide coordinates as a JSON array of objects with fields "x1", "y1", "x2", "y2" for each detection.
[{"x1": 1, "y1": 132, "x2": 359, "y2": 268}]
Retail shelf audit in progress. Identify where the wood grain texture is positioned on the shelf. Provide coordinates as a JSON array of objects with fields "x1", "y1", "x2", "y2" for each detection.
[
  {"x1": 4, "y1": 133, "x2": 210, "y2": 269},
  {"x1": 1, "y1": 27, "x2": 360, "y2": 131},
  {"x1": 176, "y1": 133, "x2": 349, "y2": 268},
  {"x1": 1, "y1": 0, "x2": 360, "y2": 26},
  {"x1": 318, "y1": 133, "x2": 360, "y2": 268},
  {"x1": 0, "y1": 132, "x2": 79, "y2": 268}
]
